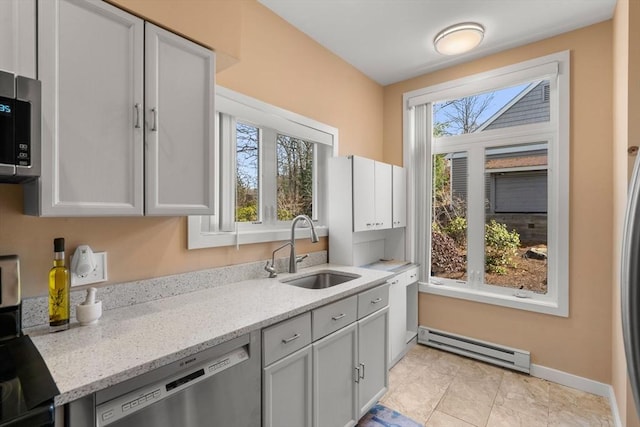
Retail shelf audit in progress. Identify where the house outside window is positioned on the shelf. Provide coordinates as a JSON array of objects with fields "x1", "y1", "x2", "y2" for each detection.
[{"x1": 404, "y1": 51, "x2": 569, "y2": 316}]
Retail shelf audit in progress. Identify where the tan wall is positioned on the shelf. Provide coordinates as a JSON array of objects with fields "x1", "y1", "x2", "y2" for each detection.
[
  {"x1": 383, "y1": 22, "x2": 614, "y2": 382},
  {"x1": 613, "y1": 0, "x2": 640, "y2": 424},
  {"x1": 107, "y1": 0, "x2": 244, "y2": 70},
  {"x1": 0, "y1": 0, "x2": 383, "y2": 298}
]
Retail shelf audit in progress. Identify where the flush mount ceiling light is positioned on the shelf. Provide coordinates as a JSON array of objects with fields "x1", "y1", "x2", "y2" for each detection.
[{"x1": 434, "y1": 22, "x2": 485, "y2": 55}]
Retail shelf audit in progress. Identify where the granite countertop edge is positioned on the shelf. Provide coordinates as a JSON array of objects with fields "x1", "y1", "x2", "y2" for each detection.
[{"x1": 27, "y1": 264, "x2": 393, "y2": 406}]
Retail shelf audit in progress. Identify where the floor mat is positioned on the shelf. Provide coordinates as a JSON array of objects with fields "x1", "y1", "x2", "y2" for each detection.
[{"x1": 357, "y1": 403, "x2": 424, "y2": 427}]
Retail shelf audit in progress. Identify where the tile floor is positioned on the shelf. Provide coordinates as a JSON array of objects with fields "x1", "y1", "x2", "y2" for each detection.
[{"x1": 379, "y1": 344, "x2": 614, "y2": 427}]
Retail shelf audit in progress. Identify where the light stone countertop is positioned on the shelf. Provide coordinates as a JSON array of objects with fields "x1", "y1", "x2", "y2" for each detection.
[{"x1": 27, "y1": 264, "x2": 393, "y2": 406}]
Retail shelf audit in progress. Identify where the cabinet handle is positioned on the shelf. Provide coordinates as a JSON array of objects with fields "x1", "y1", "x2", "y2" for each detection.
[
  {"x1": 151, "y1": 107, "x2": 158, "y2": 132},
  {"x1": 359, "y1": 363, "x2": 365, "y2": 379},
  {"x1": 354, "y1": 366, "x2": 361, "y2": 383},
  {"x1": 281, "y1": 333, "x2": 300, "y2": 344},
  {"x1": 331, "y1": 313, "x2": 346, "y2": 321},
  {"x1": 366, "y1": 223, "x2": 373, "y2": 227},
  {"x1": 134, "y1": 103, "x2": 141, "y2": 129},
  {"x1": 371, "y1": 297, "x2": 383, "y2": 304}
]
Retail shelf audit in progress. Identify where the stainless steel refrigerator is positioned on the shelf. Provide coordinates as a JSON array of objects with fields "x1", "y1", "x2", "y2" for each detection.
[{"x1": 621, "y1": 155, "x2": 640, "y2": 417}]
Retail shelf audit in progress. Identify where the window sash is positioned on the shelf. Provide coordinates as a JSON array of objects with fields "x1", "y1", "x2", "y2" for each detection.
[
  {"x1": 404, "y1": 51, "x2": 569, "y2": 317},
  {"x1": 188, "y1": 86, "x2": 338, "y2": 250}
]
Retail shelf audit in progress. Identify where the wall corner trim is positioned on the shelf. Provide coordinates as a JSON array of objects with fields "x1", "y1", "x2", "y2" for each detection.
[{"x1": 530, "y1": 364, "x2": 621, "y2": 426}]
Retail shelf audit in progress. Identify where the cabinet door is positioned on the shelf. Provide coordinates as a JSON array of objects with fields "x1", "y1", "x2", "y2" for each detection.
[
  {"x1": 374, "y1": 161, "x2": 392, "y2": 229},
  {"x1": 357, "y1": 307, "x2": 389, "y2": 417},
  {"x1": 145, "y1": 23, "x2": 215, "y2": 215},
  {"x1": 352, "y1": 156, "x2": 375, "y2": 232},
  {"x1": 0, "y1": 0, "x2": 36, "y2": 78},
  {"x1": 313, "y1": 322, "x2": 358, "y2": 427},
  {"x1": 388, "y1": 276, "x2": 407, "y2": 365},
  {"x1": 392, "y1": 165, "x2": 407, "y2": 228},
  {"x1": 263, "y1": 346, "x2": 312, "y2": 427},
  {"x1": 36, "y1": 0, "x2": 144, "y2": 216}
]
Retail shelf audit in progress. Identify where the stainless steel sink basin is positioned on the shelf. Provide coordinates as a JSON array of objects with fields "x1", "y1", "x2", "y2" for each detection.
[{"x1": 281, "y1": 270, "x2": 361, "y2": 289}]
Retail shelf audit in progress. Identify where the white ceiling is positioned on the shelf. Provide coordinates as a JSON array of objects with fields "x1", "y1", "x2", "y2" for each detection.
[{"x1": 258, "y1": 0, "x2": 617, "y2": 85}]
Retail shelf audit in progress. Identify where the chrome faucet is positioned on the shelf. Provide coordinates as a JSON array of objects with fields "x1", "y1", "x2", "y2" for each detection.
[{"x1": 265, "y1": 215, "x2": 319, "y2": 277}]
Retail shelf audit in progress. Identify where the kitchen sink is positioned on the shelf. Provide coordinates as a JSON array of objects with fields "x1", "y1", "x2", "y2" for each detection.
[{"x1": 280, "y1": 270, "x2": 361, "y2": 289}]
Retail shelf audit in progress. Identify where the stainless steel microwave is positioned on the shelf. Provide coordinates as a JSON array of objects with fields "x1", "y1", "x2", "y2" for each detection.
[{"x1": 0, "y1": 70, "x2": 40, "y2": 183}]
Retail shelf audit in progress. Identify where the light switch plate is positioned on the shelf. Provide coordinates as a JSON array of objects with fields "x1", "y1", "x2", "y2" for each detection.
[{"x1": 71, "y1": 252, "x2": 107, "y2": 287}]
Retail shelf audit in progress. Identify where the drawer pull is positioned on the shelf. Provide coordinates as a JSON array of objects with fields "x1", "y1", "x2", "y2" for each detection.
[
  {"x1": 332, "y1": 313, "x2": 346, "y2": 321},
  {"x1": 134, "y1": 103, "x2": 141, "y2": 128},
  {"x1": 282, "y1": 333, "x2": 301, "y2": 344},
  {"x1": 371, "y1": 297, "x2": 383, "y2": 304}
]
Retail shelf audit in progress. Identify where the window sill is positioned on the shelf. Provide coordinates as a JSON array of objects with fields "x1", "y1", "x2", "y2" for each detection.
[
  {"x1": 419, "y1": 281, "x2": 568, "y2": 317},
  {"x1": 188, "y1": 216, "x2": 328, "y2": 249}
]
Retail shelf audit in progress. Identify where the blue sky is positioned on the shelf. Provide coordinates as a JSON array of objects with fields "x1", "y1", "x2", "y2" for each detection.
[{"x1": 434, "y1": 82, "x2": 530, "y2": 135}]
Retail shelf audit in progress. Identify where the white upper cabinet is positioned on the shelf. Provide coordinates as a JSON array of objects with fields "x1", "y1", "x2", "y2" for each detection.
[
  {"x1": 352, "y1": 156, "x2": 376, "y2": 232},
  {"x1": 392, "y1": 165, "x2": 406, "y2": 228},
  {"x1": 0, "y1": 0, "x2": 36, "y2": 78},
  {"x1": 144, "y1": 23, "x2": 215, "y2": 215},
  {"x1": 30, "y1": 0, "x2": 144, "y2": 216},
  {"x1": 352, "y1": 156, "x2": 392, "y2": 232},
  {"x1": 27, "y1": 0, "x2": 215, "y2": 217},
  {"x1": 374, "y1": 161, "x2": 392, "y2": 229}
]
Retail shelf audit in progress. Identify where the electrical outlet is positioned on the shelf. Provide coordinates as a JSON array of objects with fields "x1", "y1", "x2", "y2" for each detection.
[{"x1": 71, "y1": 252, "x2": 108, "y2": 287}]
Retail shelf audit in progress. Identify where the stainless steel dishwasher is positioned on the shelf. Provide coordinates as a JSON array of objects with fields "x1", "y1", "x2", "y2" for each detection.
[{"x1": 67, "y1": 331, "x2": 261, "y2": 427}]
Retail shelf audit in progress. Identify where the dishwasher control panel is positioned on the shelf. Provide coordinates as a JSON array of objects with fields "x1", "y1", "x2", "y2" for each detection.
[{"x1": 96, "y1": 346, "x2": 249, "y2": 426}]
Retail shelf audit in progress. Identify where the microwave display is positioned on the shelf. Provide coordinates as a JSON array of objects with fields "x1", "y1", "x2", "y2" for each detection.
[
  {"x1": 0, "y1": 96, "x2": 30, "y2": 168},
  {"x1": 0, "y1": 71, "x2": 40, "y2": 183}
]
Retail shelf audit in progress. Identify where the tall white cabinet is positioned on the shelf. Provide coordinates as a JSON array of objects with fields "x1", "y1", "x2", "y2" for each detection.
[
  {"x1": 329, "y1": 156, "x2": 406, "y2": 266},
  {"x1": 0, "y1": 0, "x2": 36, "y2": 78},
  {"x1": 26, "y1": 0, "x2": 215, "y2": 216}
]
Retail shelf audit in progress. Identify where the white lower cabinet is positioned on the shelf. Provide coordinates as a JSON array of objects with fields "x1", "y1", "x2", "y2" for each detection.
[
  {"x1": 262, "y1": 284, "x2": 389, "y2": 427},
  {"x1": 388, "y1": 267, "x2": 419, "y2": 366},
  {"x1": 357, "y1": 307, "x2": 389, "y2": 416},
  {"x1": 263, "y1": 346, "x2": 313, "y2": 427},
  {"x1": 313, "y1": 322, "x2": 358, "y2": 427}
]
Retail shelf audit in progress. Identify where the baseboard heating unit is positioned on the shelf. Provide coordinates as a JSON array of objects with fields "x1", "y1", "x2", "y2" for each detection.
[{"x1": 418, "y1": 326, "x2": 530, "y2": 374}]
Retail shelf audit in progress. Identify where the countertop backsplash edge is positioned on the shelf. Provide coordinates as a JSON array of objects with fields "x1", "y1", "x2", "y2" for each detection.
[{"x1": 22, "y1": 250, "x2": 328, "y2": 329}]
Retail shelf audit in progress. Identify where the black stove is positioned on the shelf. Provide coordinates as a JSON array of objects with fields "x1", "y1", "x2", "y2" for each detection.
[
  {"x1": 0, "y1": 255, "x2": 58, "y2": 427},
  {"x1": 0, "y1": 335, "x2": 58, "y2": 427}
]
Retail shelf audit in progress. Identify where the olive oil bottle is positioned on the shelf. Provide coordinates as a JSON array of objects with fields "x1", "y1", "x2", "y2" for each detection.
[{"x1": 49, "y1": 237, "x2": 70, "y2": 332}]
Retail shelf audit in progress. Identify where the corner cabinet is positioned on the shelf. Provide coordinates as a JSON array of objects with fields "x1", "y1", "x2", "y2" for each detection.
[
  {"x1": 26, "y1": 0, "x2": 215, "y2": 217},
  {"x1": 262, "y1": 284, "x2": 389, "y2": 427}
]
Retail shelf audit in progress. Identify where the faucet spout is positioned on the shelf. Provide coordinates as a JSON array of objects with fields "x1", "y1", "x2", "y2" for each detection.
[{"x1": 289, "y1": 215, "x2": 319, "y2": 273}]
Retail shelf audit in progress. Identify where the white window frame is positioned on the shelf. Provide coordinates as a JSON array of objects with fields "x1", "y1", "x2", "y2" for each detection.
[
  {"x1": 403, "y1": 51, "x2": 570, "y2": 316},
  {"x1": 188, "y1": 86, "x2": 338, "y2": 249}
]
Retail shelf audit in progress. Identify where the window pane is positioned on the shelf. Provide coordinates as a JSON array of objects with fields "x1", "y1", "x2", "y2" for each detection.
[
  {"x1": 431, "y1": 152, "x2": 467, "y2": 282},
  {"x1": 484, "y1": 143, "x2": 548, "y2": 293},
  {"x1": 433, "y1": 80, "x2": 550, "y2": 137},
  {"x1": 236, "y1": 122, "x2": 259, "y2": 222},
  {"x1": 276, "y1": 135, "x2": 313, "y2": 220}
]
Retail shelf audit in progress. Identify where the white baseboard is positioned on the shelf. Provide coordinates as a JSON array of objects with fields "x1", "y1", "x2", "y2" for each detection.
[
  {"x1": 530, "y1": 364, "x2": 621, "y2": 427},
  {"x1": 607, "y1": 385, "x2": 624, "y2": 427}
]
